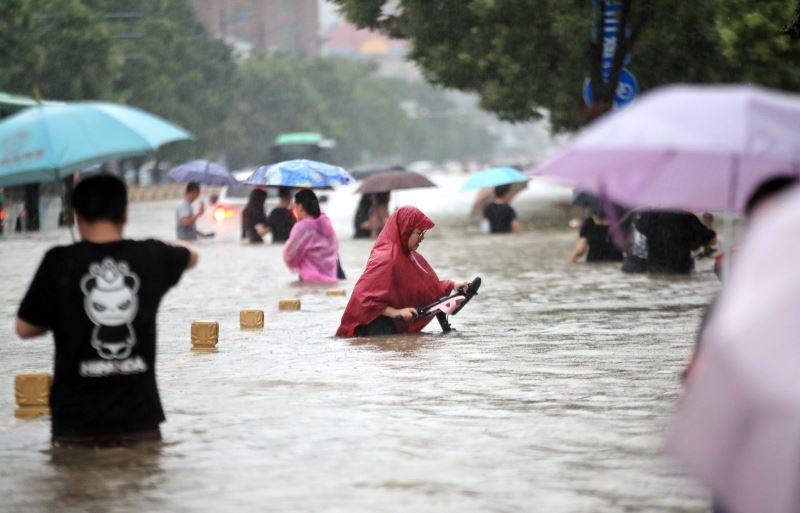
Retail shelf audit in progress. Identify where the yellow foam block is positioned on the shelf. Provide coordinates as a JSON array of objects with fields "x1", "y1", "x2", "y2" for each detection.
[
  {"x1": 191, "y1": 320, "x2": 219, "y2": 351},
  {"x1": 325, "y1": 289, "x2": 346, "y2": 297},
  {"x1": 240, "y1": 309, "x2": 264, "y2": 329},
  {"x1": 15, "y1": 373, "x2": 52, "y2": 418},
  {"x1": 278, "y1": 298, "x2": 301, "y2": 311}
]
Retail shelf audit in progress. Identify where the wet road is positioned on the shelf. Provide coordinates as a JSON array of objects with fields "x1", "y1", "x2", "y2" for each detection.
[{"x1": 0, "y1": 175, "x2": 716, "y2": 512}]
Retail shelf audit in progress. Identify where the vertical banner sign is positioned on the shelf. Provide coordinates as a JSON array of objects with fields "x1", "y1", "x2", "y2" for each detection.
[
  {"x1": 601, "y1": 1, "x2": 621, "y2": 83},
  {"x1": 583, "y1": 0, "x2": 638, "y2": 109}
]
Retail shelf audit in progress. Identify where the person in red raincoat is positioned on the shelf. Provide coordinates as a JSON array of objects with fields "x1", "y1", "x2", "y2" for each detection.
[{"x1": 336, "y1": 206, "x2": 467, "y2": 337}]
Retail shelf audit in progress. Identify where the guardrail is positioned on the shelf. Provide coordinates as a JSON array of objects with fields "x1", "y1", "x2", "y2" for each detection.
[{"x1": 128, "y1": 184, "x2": 221, "y2": 203}]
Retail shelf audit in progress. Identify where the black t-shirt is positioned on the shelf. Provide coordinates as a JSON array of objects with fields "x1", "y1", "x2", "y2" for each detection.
[
  {"x1": 268, "y1": 207, "x2": 296, "y2": 243},
  {"x1": 242, "y1": 206, "x2": 269, "y2": 243},
  {"x1": 636, "y1": 211, "x2": 716, "y2": 274},
  {"x1": 579, "y1": 217, "x2": 623, "y2": 262},
  {"x1": 17, "y1": 239, "x2": 190, "y2": 437},
  {"x1": 483, "y1": 202, "x2": 517, "y2": 233}
]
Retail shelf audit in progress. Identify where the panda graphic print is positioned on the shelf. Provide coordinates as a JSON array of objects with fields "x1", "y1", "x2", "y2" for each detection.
[{"x1": 79, "y1": 257, "x2": 148, "y2": 377}]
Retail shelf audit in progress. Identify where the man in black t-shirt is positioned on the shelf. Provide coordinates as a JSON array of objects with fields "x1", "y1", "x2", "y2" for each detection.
[
  {"x1": 483, "y1": 184, "x2": 522, "y2": 234},
  {"x1": 570, "y1": 211, "x2": 624, "y2": 263},
  {"x1": 267, "y1": 186, "x2": 296, "y2": 243},
  {"x1": 16, "y1": 174, "x2": 198, "y2": 446}
]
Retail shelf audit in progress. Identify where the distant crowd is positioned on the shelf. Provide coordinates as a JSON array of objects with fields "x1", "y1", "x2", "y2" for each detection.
[{"x1": 13, "y1": 172, "x2": 798, "y2": 451}]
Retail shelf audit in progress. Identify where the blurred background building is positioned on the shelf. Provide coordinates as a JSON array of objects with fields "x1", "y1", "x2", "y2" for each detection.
[
  {"x1": 321, "y1": 18, "x2": 418, "y2": 82},
  {"x1": 191, "y1": 0, "x2": 320, "y2": 57}
]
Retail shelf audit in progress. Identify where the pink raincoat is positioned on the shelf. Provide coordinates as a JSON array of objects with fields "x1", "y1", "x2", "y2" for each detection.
[{"x1": 283, "y1": 213, "x2": 339, "y2": 283}]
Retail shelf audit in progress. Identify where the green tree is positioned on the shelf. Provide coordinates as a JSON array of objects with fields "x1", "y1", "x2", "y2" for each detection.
[
  {"x1": 222, "y1": 53, "x2": 496, "y2": 169},
  {"x1": 0, "y1": 0, "x2": 118, "y2": 100},
  {"x1": 716, "y1": 0, "x2": 800, "y2": 91},
  {"x1": 781, "y1": 1, "x2": 800, "y2": 38},
  {"x1": 99, "y1": 0, "x2": 236, "y2": 160},
  {"x1": 223, "y1": 53, "x2": 331, "y2": 169},
  {"x1": 330, "y1": 1, "x2": 735, "y2": 129},
  {"x1": 1, "y1": 1, "x2": 497, "y2": 170},
  {"x1": 1, "y1": 0, "x2": 235, "y2": 162}
]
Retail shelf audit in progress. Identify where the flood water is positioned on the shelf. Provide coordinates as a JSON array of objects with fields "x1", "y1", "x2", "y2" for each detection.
[{"x1": 0, "y1": 174, "x2": 717, "y2": 512}]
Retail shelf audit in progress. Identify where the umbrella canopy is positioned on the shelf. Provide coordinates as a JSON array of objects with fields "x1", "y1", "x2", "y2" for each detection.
[
  {"x1": 244, "y1": 159, "x2": 353, "y2": 188},
  {"x1": 667, "y1": 186, "x2": 800, "y2": 513},
  {"x1": 528, "y1": 84, "x2": 800, "y2": 213},
  {"x1": 571, "y1": 189, "x2": 629, "y2": 219},
  {"x1": 348, "y1": 163, "x2": 404, "y2": 181},
  {"x1": 572, "y1": 189, "x2": 602, "y2": 210},
  {"x1": 356, "y1": 170, "x2": 435, "y2": 194},
  {"x1": 0, "y1": 101, "x2": 192, "y2": 187},
  {"x1": 0, "y1": 92, "x2": 61, "y2": 115},
  {"x1": 0, "y1": 91, "x2": 38, "y2": 112},
  {"x1": 461, "y1": 167, "x2": 528, "y2": 191},
  {"x1": 167, "y1": 159, "x2": 237, "y2": 187}
]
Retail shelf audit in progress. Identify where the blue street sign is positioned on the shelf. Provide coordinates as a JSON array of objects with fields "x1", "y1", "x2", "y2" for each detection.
[{"x1": 582, "y1": 67, "x2": 639, "y2": 109}]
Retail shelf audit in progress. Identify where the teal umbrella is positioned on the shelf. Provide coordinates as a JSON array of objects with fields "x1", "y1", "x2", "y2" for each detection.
[
  {"x1": 0, "y1": 91, "x2": 61, "y2": 115},
  {"x1": 461, "y1": 167, "x2": 529, "y2": 191},
  {"x1": 0, "y1": 102, "x2": 192, "y2": 187}
]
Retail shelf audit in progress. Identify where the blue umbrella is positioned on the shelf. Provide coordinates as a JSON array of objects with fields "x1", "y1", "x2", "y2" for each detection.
[
  {"x1": 0, "y1": 102, "x2": 192, "y2": 187},
  {"x1": 244, "y1": 159, "x2": 353, "y2": 188},
  {"x1": 167, "y1": 159, "x2": 237, "y2": 187},
  {"x1": 461, "y1": 167, "x2": 529, "y2": 191}
]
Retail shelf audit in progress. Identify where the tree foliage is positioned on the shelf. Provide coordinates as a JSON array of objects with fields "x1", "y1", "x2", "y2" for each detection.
[
  {"x1": 781, "y1": 0, "x2": 800, "y2": 38},
  {"x1": 0, "y1": 0, "x2": 497, "y2": 172},
  {"x1": 331, "y1": 0, "x2": 797, "y2": 130},
  {"x1": 99, "y1": 0, "x2": 237, "y2": 160},
  {"x1": 0, "y1": 0, "x2": 233, "y2": 160},
  {"x1": 223, "y1": 54, "x2": 495, "y2": 169},
  {"x1": 0, "y1": 0, "x2": 118, "y2": 100},
  {"x1": 716, "y1": 0, "x2": 800, "y2": 91}
]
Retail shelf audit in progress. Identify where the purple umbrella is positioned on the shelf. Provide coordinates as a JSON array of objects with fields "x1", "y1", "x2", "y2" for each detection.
[
  {"x1": 355, "y1": 170, "x2": 435, "y2": 194},
  {"x1": 167, "y1": 159, "x2": 237, "y2": 187},
  {"x1": 667, "y1": 187, "x2": 800, "y2": 513},
  {"x1": 528, "y1": 84, "x2": 800, "y2": 213}
]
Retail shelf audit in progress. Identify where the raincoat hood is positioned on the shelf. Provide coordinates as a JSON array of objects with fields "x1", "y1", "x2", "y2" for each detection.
[
  {"x1": 383, "y1": 205, "x2": 434, "y2": 254},
  {"x1": 335, "y1": 206, "x2": 453, "y2": 337},
  {"x1": 304, "y1": 213, "x2": 336, "y2": 238}
]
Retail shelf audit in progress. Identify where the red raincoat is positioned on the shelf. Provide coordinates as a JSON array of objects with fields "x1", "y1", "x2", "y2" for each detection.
[{"x1": 336, "y1": 206, "x2": 454, "y2": 337}]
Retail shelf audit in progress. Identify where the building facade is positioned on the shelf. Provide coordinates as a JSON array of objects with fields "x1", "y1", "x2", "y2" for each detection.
[
  {"x1": 321, "y1": 20, "x2": 420, "y2": 81},
  {"x1": 191, "y1": 0, "x2": 319, "y2": 56}
]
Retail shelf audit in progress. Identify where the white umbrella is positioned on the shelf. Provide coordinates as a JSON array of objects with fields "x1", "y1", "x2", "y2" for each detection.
[{"x1": 666, "y1": 186, "x2": 800, "y2": 513}]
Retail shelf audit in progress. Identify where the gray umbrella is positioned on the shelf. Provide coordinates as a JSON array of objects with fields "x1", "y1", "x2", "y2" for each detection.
[{"x1": 355, "y1": 170, "x2": 435, "y2": 194}]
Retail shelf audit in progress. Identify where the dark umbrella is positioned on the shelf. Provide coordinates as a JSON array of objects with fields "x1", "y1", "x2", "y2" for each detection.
[
  {"x1": 356, "y1": 170, "x2": 435, "y2": 194},
  {"x1": 168, "y1": 159, "x2": 237, "y2": 187},
  {"x1": 572, "y1": 189, "x2": 603, "y2": 211},
  {"x1": 572, "y1": 188, "x2": 628, "y2": 217},
  {"x1": 349, "y1": 163, "x2": 404, "y2": 181}
]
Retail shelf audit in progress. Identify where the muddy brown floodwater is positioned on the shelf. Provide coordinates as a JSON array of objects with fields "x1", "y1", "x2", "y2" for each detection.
[{"x1": 0, "y1": 175, "x2": 716, "y2": 512}]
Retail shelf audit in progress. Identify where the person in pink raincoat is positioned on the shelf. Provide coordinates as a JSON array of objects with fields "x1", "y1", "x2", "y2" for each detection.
[{"x1": 283, "y1": 189, "x2": 339, "y2": 283}]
